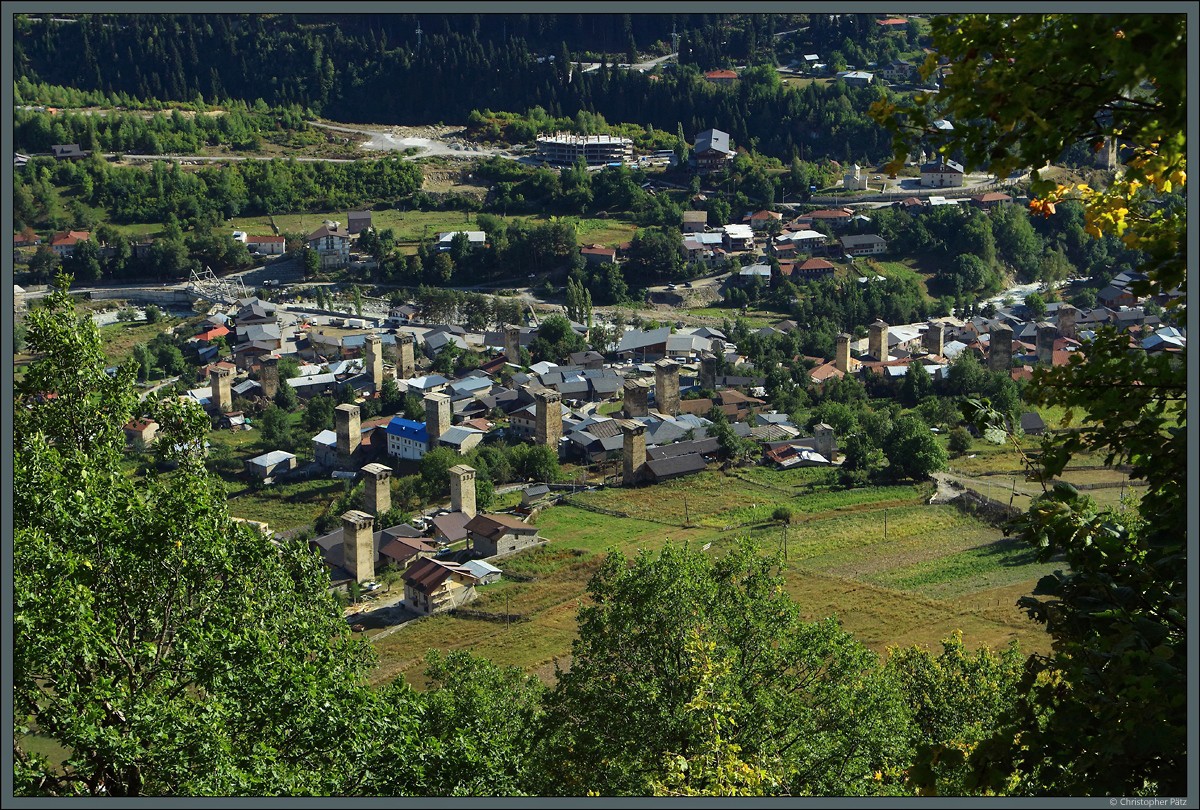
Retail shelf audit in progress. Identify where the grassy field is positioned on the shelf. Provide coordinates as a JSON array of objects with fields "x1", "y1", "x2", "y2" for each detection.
[
  {"x1": 368, "y1": 468, "x2": 1059, "y2": 689},
  {"x1": 224, "y1": 209, "x2": 639, "y2": 247}
]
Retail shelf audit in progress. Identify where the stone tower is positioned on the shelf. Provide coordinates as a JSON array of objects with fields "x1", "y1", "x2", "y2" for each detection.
[
  {"x1": 449, "y1": 464, "x2": 477, "y2": 518},
  {"x1": 209, "y1": 365, "x2": 232, "y2": 413},
  {"x1": 868, "y1": 319, "x2": 889, "y2": 362},
  {"x1": 699, "y1": 351, "x2": 718, "y2": 391},
  {"x1": 340, "y1": 510, "x2": 375, "y2": 584},
  {"x1": 989, "y1": 324, "x2": 1014, "y2": 373},
  {"x1": 923, "y1": 321, "x2": 944, "y2": 356},
  {"x1": 654, "y1": 359, "x2": 680, "y2": 417},
  {"x1": 814, "y1": 422, "x2": 835, "y2": 461},
  {"x1": 396, "y1": 332, "x2": 416, "y2": 379},
  {"x1": 535, "y1": 389, "x2": 562, "y2": 451},
  {"x1": 503, "y1": 324, "x2": 522, "y2": 363},
  {"x1": 620, "y1": 420, "x2": 646, "y2": 486},
  {"x1": 623, "y1": 379, "x2": 649, "y2": 418},
  {"x1": 259, "y1": 355, "x2": 280, "y2": 401},
  {"x1": 1057, "y1": 304, "x2": 1078, "y2": 340},
  {"x1": 835, "y1": 333, "x2": 851, "y2": 373},
  {"x1": 335, "y1": 403, "x2": 361, "y2": 460},
  {"x1": 424, "y1": 392, "x2": 451, "y2": 447},
  {"x1": 363, "y1": 333, "x2": 384, "y2": 390},
  {"x1": 1036, "y1": 321, "x2": 1058, "y2": 365},
  {"x1": 361, "y1": 462, "x2": 392, "y2": 517}
]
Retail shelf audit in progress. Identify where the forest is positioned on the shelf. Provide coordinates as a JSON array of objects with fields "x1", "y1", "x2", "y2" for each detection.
[{"x1": 14, "y1": 12, "x2": 912, "y2": 165}]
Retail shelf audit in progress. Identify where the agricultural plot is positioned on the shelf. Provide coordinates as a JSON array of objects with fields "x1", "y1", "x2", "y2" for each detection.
[{"x1": 369, "y1": 470, "x2": 1057, "y2": 688}]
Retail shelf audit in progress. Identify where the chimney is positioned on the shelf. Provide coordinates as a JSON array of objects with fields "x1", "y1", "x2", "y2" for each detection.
[
  {"x1": 535, "y1": 389, "x2": 562, "y2": 451},
  {"x1": 335, "y1": 403, "x2": 361, "y2": 460},
  {"x1": 363, "y1": 333, "x2": 383, "y2": 390},
  {"x1": 620, "y1": 419, "x2": 646, "y2": 486},
  {"x1": 989, "y1": 324, "x2": 1014, "y2": 373},
  {"x1": 424, "y1": 392, "x2": 451, "y2": 448},
  {"x1": 503, "y1": 324, "x2": 522, "y2": 364},
  {"x1": 835, "y1": 333, "x2": 851, "y2": 373},
  {"x1": 449, "y1": 464, "x2": 477, "y2": 518},
  {"x1": 654, "y1": 359, "x2": 680, "y2": 417},
  {"x1": 623, "y1": 379, "x2": 649, "y2": 417},
  {"x1": 209, "y1": 365, "x2": 232, "y2": 413},
  {"x1": 361, "y1": 462, "x2": 392, "y2": 517},
  {"x1": 340, "y1": 510, "x2": 375, "y2": 584},
  {"x1": 868, "y1": 319, "x2": 889, "y2": 362},
  {"x1": 259, "y1": 355, "x2": 280, "y2": 400},
  {"x1": 396, "y1": 332, "x2": 416, "y2": 379}
]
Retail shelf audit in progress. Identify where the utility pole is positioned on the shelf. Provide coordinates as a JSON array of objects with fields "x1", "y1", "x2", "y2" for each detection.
[
  {"x1": 506, "y1": 592, "x2": 510, "y2": 631},
  {"x1": 684, "y1": 496, "x2": 689, "y2": 526},
  {"x1": 883, "y1": 509, "x2": 887, "y2": 540}
]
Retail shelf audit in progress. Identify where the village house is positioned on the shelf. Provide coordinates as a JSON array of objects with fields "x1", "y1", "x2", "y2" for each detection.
[
  {"x1": 245, "y1": 450, "x2": 297, "y2": 480},
  {"x1": 703, "y1": 69, "x2": 738, "y2": 86},
  {"x1": 465, "y1": 513, "x2": 542, "y2": 558},
  {"x1": 245, "y1": 234, "x2": 286, "y2": 255},
  {"x1": 402, "y1": 557, "x2": 480, "y2": 615},
  {"x1": 580, "y1": 244, "x2": 617, "y2": 265},
  {"x1": 693, "y1": 128, "x2": 735, "y2": 172},
  {"x1": 49, "y1": 230, "x2": 90, "y2": 258},
  {"x1": 436, "y1": 230, "x2": 487, "y2": 252},
  {"x1": 839, "y1": 234, "x2": 888, "y2": 257},
  {"x1": 123, "y1": 418, "x2": 158, "y2": 447},
  {"x1": 920, "y1": 159, "x2": 965, "y2": 188},
  {"x1": 347, "y1": 210, "x2": 373, "y2": 235},
  {"x1": 681, "y1": 210, "x2": 709, "y2": 233},
  {"x1": 306, "y1": 222, "x2": 351, "y2": 268}
]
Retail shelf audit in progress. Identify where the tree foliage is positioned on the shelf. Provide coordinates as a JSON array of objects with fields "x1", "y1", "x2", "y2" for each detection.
[
  {"x1": 13, "y1": 273, "x2": 415, "y2": 796},
  {"x1": 878, "y1": 14, "x2": 1188, "y2": 797},
  {"x1": 533, "y1": 541, "x2": 911, "y2": 796}
]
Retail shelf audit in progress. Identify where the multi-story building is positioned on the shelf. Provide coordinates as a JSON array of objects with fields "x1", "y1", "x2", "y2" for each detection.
[{"x1": 534, "y1": 133, "x2": 633, "y2": 166}]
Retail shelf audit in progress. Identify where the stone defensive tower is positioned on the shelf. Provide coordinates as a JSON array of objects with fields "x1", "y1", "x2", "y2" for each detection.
[
  {"x1": 835, "y1": 333, "x2": 851, "y2": 373},
  {"x1": 654, "y1": 359, "x2": 680, "y2": 417},
  {"x1": 449, "y1": 464, "x2": 477, "y2": 518},
  {"x1": 620, "y1": 419, "x2": 646, "y2": 486},
  {"x1": 209, "y1": 365, "x2": 232, "y2": 413},
  {"x1": 259, "y1": 355, "x2": 280, "y2": 400},
  {"x1": 814, "y1": 422, "x2": 835, "y2": 461},
  {"x1": 503, "y1": 324, "x2": 522, "y2": 363},
  {"x1": 424, "y1": 392, "x2": 451, "y2": 447},
  {"x1": 1057, "y1": 304, "x2": 1078, "y2": 340},
  {"x1": 989, "y1": 324, "x2": 1014, "y2": 373},
  {"x1": 535, "y1": 389, "x2": 562, "y2": 451},
  {"x1": 340, "y1": 510, "x2": 375, "y2": 584},
  {"x1": 868, "y1": 319, "x2": 889, "y2": 362},
  {"x1": 361, "y1": 462, "x2": 392, "y2": 517},
  {"x1": 396, "y1": 332, "x2": 416, "y2": 379},
  {"x1": 623, "y1": 379, "x2": 650, "y2": 417},
  {"x1": 699, "y1": 352, "x2": 718, "y2": 391},
  {"x1": 335, "y1": 403, "x2": 361, "y2": 460},
  {"x1": 923, "y1": 321, "x2": 944, "y2": 356},
  {"x1": 1036, "y1": 321, "x2": 1058, "y2": 365},
  {"x1": 363, "y1": 333, "x2": 384, "y2": 390}
]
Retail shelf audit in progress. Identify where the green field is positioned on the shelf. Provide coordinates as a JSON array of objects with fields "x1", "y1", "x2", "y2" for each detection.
[
  {"x1": 368, "y1": 469, "x2": 1059, "y2": 688},
  {"x1": 222, "y1": 209, "x2": 639, "y2": 248}
]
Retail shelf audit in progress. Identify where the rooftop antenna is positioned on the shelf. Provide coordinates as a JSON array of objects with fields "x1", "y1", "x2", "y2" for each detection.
[{"x1": 415, "y1": 19, "x2": 422, "y2": 49}]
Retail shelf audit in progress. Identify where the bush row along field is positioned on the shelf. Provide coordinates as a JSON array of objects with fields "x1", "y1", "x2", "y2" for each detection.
[{"x1": 368, "y1": 469, "x2": 1060, "y2": 689}]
